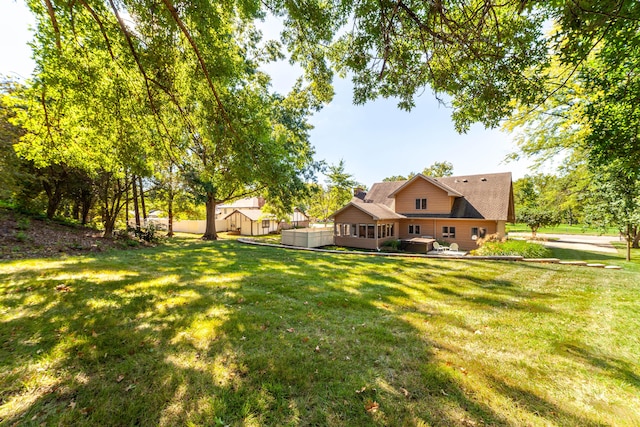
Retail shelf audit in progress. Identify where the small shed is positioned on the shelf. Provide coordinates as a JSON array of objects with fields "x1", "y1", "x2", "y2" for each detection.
[{"x1": 281, "y1": 228, "x2": 334, "y2": 248}]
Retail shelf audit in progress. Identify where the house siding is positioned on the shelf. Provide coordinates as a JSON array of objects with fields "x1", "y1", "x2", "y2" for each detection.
[
  {"x1": 333, "y1": 205, "x2": 400, "y2": 250},
  {"x1": 432, "y1": 219, "x2": 498, "y2": 250},
  {"x1": 394, "y1": 179, "x2": 452, "y2": 214},
  {"x1": 397, "y1": 218, "x2": 499, "y2": 250},
  {"x1": 333, "y1": 205, "x2": 376, "y2": 224}
]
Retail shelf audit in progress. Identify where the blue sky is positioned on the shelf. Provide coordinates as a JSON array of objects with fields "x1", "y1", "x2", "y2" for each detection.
[{"x1": 1, "y1": 1, "x2": 537, "y2": 186}]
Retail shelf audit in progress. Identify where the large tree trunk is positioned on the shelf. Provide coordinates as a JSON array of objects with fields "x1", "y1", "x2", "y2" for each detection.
[
  {"x1": 43, "y1": 179, "x2": 64, "y2": 219},
  {"x1": 167, "y1": 183, "x2": 174, "y2": 238},
  {"x1": 167, "y1": 197, "x2": 174, "y2": 237},
  {"x1": 72, "y1": 201, "x2": 80, "y2": 221},
  {"x1": 132, "y1": 175, "x2": 141, "y2": 229},
  {"x1": 632, "y1": 225, "x2": 640, "y2": 249},
  {"x1": 139, "y1": 176, "x2": 147, "y2": 225},
  {"x1": 625, "y1": 224, "x2": 632, "y2": 261},
  {"x1": 203, "y1": 192, "x2": 217, "y2": 240},
  {"x1": 98, "y1": 173, "x2": 127, "y2": 238},
  {"x1": 80, "y1": 188, "x2": 93, "y2": 225},
  {"x1": 125, "y1": 176, "x2": 129, "y2": 227}
]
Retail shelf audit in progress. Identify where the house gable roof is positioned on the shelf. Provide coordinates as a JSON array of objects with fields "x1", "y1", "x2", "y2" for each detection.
[
  {"x1": 388, "y1": 174, "x2": 464, "y2": 198},
  {"x1": 436, "y1": 172, "x2": 514, "y2": 221},
  {"x1": 330, "y1": 200, "x2": 405, "y2": 221}
]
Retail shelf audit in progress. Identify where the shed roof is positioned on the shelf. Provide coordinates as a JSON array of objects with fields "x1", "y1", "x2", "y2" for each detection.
[{"x1": 224, "y1": 209, "x2": 276, "y2": 222}]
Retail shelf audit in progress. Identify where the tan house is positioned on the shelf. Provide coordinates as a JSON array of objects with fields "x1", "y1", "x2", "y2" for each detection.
[{"x1": 330, "y1": 172, "x2": 515, "y2": 251}]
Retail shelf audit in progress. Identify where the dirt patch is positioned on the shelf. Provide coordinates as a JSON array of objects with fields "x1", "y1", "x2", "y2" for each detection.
[{"x1": 0, "y1": 208, "x2": 136, "y2": 259}]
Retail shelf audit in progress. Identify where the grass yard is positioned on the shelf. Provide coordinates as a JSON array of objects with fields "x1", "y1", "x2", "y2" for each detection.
[
  {"x1": 507, "y1": 223, "x2": 618, "y2": 236},
  {"x1": 1, "y1": 237, "x2": 639, "y2": 426}
]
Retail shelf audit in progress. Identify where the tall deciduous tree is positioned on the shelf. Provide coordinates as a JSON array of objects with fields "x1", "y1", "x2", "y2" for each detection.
[
  {"x1": 423, "y1": 161, "x2": 454, "y2": 177},
  {"x1": 513, "y1": 174, "x2": 562, "y2": 237},
  {"x1": 584, "y1": 162, "x2": 640, "y2": 261},
  {"x1": 0, "y1": 78, "x2": 27, "y2": 204}
]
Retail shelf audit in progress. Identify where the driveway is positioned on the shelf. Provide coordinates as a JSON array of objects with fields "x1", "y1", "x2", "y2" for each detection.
[{"x1": 508, "y1": 232, "x2": 620, "y2": 254}]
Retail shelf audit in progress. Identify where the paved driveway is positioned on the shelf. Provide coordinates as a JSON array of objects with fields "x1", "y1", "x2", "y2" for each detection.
[{"x1": 508, "y1": 232, "x2": 620, "y2": 254}]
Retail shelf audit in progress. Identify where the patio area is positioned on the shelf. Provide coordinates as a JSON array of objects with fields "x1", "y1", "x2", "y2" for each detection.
[
  {"x1": 427, "y1": 248, "x2": 469, "y2": 256},
  {"x1": 401, "y1": 237, "x2": 469, "y2": 256}
]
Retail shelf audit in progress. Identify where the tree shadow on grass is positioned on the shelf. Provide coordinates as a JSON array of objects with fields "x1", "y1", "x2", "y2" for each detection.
[
  {"x1": 555, "y1": 340, "x2": 640, "y2": 390},
  {"x1": 0, "y1": 240, "x2": 627, "y2": 425},
  {"x1": 485, "y1": 374, "x2": 608, "y2": 427}
]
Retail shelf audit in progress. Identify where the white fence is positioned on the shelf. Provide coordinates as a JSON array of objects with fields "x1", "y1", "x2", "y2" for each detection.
[
  {"x1": 144, "y1": 218, "x2": 228, "y2": 234},
  {"x1": 281, "y1": 228, "x2": 334, "y2": 248}
]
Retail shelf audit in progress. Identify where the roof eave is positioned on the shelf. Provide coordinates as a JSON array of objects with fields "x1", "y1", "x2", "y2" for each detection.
[{"x1": 388, "y1": 174, "x2": 463, "y2": 198}]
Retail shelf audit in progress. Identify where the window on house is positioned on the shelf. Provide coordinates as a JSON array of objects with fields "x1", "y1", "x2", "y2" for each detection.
[
  {"x1": 262, "y1": 220, "x2": 270, "y2": 228},
  {"x1": 409, "y1": 225, "x2": 421, "y2": 235},
  {"x1": 352, "y1": 224, "x2": 358, "y2": 237},
  {"x1": 442, "y1": 226, "x2": 456, "y2": 238},
  {"x1": 359, "y1": 224, "x2": 366, "y2": 237},
  {"x1": 367, "y1": 224, "x2": 375, "y2": 239},
  {"x1": 471, "y1": 227, "x2": 486, "y2": 239},
  {"x1": 415, "y1": 198, "x2": 427, "y2": 210}
]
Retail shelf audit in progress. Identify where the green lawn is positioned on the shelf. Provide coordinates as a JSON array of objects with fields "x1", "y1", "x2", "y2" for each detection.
[
  {"x1": 1, "y1": 238, "x2": 639, "y2": 426},
  {"x1": 507, "y1": 223, "x2": 619, "y2": 236}
]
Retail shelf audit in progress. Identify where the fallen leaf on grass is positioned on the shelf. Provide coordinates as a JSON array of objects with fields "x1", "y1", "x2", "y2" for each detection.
[
  {"x1": 55, "y1": 284, "x2": 71, "y2": 292},
  {"x1": 125, "y1": 384, "x2": 136, "y2": 392},
  {"x1": 364, "y1": 400, "x2": 379, "y2": 413},
  {"x1": 286, "y1": 328, "x2": 295, "y2": 333},
  {"x1": 116, "y1": 375, "x2": 125, "y2": 383},
  {"x1": 91, "y1": 330, "x2": 98, "y2": 338},
  {"x1": 68, "y1": 400, "x2": 76, "y2": 409},
  {"x1": 314, "y1": 345, "x2": 320, "y2": 352},
  {"x1": 400, "y1": 387, "x2": 410, "y2": 397}
]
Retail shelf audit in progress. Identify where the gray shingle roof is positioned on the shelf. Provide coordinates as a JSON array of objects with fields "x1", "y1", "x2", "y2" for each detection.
[
  {"x1": 362, "y1": 181, "x2": 406, "y2": 207},
  {"x1": 436, "y1": 172, "x2": 514, "y2": 221}
]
